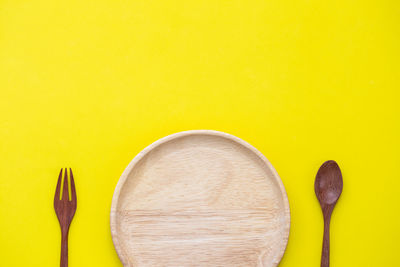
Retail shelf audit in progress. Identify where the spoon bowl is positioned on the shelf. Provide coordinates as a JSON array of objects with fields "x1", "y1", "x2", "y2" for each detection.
[{"x1": 315, "y1": 160, "x2": 343, "y2": 206}]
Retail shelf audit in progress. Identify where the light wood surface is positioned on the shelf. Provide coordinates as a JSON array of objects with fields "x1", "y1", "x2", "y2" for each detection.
[{"x1": 111, "y1": 130, "x2": 290, "y2": 267}]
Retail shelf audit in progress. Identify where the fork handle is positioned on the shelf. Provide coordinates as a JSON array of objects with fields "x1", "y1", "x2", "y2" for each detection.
[{"x1": 60, "y1": 230, "x2": 69, "y2": 267}]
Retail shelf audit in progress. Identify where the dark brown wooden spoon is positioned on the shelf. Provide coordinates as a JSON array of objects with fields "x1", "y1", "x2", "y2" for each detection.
[{"x1": 315, "y1": 160, "x2": 343, "y2": 267}]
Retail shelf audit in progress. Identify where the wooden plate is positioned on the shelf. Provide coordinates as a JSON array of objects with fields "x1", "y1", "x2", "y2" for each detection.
[{"x1": 111, "y1": 130, "x2": 290, "y2": 267}]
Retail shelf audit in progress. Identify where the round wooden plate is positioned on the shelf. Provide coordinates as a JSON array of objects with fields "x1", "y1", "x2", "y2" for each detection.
[{"x1": 111, "y1": 130, "x2": 290, "y2": 267}]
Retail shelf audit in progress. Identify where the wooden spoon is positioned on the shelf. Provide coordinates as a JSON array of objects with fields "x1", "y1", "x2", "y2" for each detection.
[{"x1": 314, "y1": 160, "x2": 343, "y2": 267}]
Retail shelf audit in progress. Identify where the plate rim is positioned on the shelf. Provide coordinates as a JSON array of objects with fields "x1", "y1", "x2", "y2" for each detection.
[{"x1": 110, "y1": 130, "x2": 290, "y2": 266}]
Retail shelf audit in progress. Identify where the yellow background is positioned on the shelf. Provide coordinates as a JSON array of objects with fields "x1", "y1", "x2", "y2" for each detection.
[{"x1": 0, "y1": 0, "x2": 399, "y2": 266}]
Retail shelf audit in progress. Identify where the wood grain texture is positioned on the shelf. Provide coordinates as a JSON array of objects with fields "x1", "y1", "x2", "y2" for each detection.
[
  {"x1": 315, "y1": 160, "x2": 343, "y2": 267},
  {"x1": 54, "y1": 168, "x2": 77, "y2": 267},
  {"x1": 111, "y1": 130, "x2": 290, "y2": 267}
]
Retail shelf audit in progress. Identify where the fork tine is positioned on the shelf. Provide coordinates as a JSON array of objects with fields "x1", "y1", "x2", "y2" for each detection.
[
  {"x1": 62, "y1": 167, "x2": 69, "y2": 201},
  {"x1": 54, "y1": 168, "x2": 63, "y2": 201},
  {"x1": 69, "y1": 168, "x2": 76, "y2": 203}
]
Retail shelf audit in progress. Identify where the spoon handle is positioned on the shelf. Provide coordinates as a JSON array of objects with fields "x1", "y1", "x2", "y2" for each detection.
[{"x1": 321, "y1": 212, "x2": 331, "y2": 267}]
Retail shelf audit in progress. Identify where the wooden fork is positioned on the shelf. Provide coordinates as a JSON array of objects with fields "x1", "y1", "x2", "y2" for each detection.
[{"x1": 54, "y1": 168, "x2": 77, "y2": 267}]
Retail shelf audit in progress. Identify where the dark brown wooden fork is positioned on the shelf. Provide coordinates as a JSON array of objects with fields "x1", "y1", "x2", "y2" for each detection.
[{"x1": 54, "y1": 168, "x2": 77, "y2": 267}]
